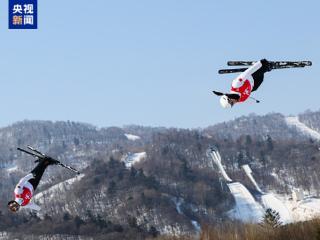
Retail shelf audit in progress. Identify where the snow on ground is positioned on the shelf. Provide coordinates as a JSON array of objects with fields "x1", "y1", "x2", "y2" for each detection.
[
  {"x1": 285, "y1": 116, "x2": 320, "y2": 141},
  {"x1": 1, "y1": 163, "x2": 19, "y2": 173},
  {"x1": 122, "y1": 152, "x2": 146, "y2": 168},
  {"x1": 162, "y1": 224, "x2": 183, "y2": 236},
  {"x1": 172, "y1": 197, "x2": 201, "y2": 233},
  {"x1": 34, "y1": 174, "x2": 85, "y2": 203},
  {"x1": 210, "y1": 148, "x2": 320, "y2": 224},
  {"x1": 241, "y1": 165, "x2": 292, "y2": 223},
  {"x1": 172, "y1": 197, "x2": 183, "y2": 214},
  {"x1": 6, "y1": 165, "x2": 18, "y2": 173},
  {"x1": 191, "y1": 220, "x2": 201, "y2": 233},
  {"x1": 242, "y1": 168, "x2": 320, "y2": 224},
  {"x1": 124, "y1": 133, "x2": 141, "y2": 141},
  {"x1": 227, "y1": 182, "x2": 264, "y2": 222},
  {"x1": 283, "y1": 196, "x2": 320, "y2": 222},
  {"x1": 259, "y1": 193, "x2": 320, "y2": 223},
  {"x1": 261, "y1": 193, "x2": 292, "y2": 224}
]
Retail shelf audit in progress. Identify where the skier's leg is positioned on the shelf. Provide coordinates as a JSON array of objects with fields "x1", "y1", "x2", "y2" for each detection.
[
  {"x1": 251, "y1": 59, "x2": 271, "y2": 92},
  {"x1": 251, "y1": 70, "x2": 264, "y2": 92},
  {"x1": 28, "y1": 159, "x2": 51, "y2": 190}
]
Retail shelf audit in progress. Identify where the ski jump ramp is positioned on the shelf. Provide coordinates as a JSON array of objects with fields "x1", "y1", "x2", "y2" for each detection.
[
  {"x1": 207, "y1": 147, "x2": 292, "y2": 223},
  {"x1": 242, "y1": 164, "x2": 292, "y2": 223},
  {"x1": 242, "y1": 164, "x2": 263, "y2": 194},
  {"x1": 207, "y1": 147, "x2": 264, "y2": 222},
  {"x1": 227, "y1": 182, "x2": 264, "y2": 222},
  {"x1": 206, "y1": 147, "x2": 232, "y2": 182}
]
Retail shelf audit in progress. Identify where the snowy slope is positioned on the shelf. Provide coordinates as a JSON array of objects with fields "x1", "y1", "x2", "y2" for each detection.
[
  {"x1": 6, "y1": 165, "x2": 18, "y2": 173},
  {"x1": 34, "y1": 174, "x2": 85, "y2": 204},
  {"x1": 285, "y1": 116, "x2": 320, "y2": 141},
  {"x1": 284, "y1": 197, "x2": 320, "y2": 222},
  {"x1": 172, "y1": 197, "x2": 201, "y2": 233},
  {"x1": 261, "y1": 193, "x2": 292, "y2": 224},
  {"x1": 122, "y1": 152, "x2": 146, "y2": 168},
  {"x1": 124, "y1": 133, "x2": 141, "y2": 141},
  {"x1": 241, "y1": 165, "x2": 292, "y2": 223},
  {"x1": 227, "y1": 182, "x2": 264, "y2": 222}
]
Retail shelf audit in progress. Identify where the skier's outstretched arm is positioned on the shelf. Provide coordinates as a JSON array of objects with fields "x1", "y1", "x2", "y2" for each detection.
[
  {"x1": 241, "y1": 61, "x2": 263, "y2": 76},
  {"x1": 212, "y1": 91, "x2": 224, "y2": 96}
]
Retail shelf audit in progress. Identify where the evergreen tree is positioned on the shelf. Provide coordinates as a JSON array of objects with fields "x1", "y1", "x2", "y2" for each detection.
[{"x1": 262, "y1": 208, "x2": 282, "y2": 228}]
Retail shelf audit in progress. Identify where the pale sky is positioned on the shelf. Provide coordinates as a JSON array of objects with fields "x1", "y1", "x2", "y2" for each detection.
[{"x1": 0, "y1": 0, "x2": 319, "y2": 128}]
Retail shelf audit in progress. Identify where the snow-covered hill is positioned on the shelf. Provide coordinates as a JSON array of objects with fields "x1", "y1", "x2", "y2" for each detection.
[
  {"x1": 285, "y1": 116, "x2": 320, "y2": 141},
  {"x1": 204, "y1": 111, "x2": 320, "y2": 141},
  {"x1": 0, "y1": 111, "x2": 319, "y2": 238},
  {"x1": 124, "y1": 133, "x2": 141, "y2": 141},
  {"x1": 34, "y1": 174, "x2": 85, "y2": 204}
]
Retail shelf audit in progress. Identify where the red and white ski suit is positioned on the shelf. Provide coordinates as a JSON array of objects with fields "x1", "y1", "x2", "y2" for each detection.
[
  {"x1": 14, "y1": 173, "x2": 40, "y2": 211},
  {"x1": 230, "y1": 61, "x2": 262, "y2": 102}
]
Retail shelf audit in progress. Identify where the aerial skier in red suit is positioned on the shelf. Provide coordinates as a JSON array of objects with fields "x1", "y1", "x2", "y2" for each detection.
[
  {"x1": 213, "y1": 59, "x2": 312, "y2": 108},
  {"x1": 8, "y1": 146, "x2": 80, "y2": 212},
  {"x1": 8, "y1": 157, "x2": 59, "y2": 211}
]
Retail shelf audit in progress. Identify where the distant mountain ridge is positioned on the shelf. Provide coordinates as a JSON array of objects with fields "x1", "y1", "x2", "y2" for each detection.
[
  {"x1": 0, "y1": 110, "x2": 319, "y2": 239},
  {"x1": 204, "y1": 110, "x2": 320, "y2": 141}
]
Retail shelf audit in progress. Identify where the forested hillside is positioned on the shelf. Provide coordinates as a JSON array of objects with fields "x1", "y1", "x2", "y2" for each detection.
[{"x1": 0, "y1": 110, "x2": 319, "y2": 239}]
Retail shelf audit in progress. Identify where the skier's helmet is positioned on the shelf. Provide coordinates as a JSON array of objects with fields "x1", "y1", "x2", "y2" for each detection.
[
  {"x1": 220, "y1": 95, "x2": 232, "y2": 108},
  {"x1": 8, "y1": 200, "x2": 20, "y2": 212}
]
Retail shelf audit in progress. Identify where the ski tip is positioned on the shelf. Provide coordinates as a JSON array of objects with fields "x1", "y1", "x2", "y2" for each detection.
[{"x1": 300, "y1": 61, "x2": 312, "y2": 66}]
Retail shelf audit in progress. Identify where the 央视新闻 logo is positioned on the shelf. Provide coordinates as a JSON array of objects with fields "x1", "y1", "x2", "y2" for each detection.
[{"x1": 9, "y1": 0, "x2": 37, "y2": 29}]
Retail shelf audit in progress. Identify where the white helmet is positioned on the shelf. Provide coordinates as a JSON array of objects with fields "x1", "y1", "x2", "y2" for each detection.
[{"x1": 220, "y1": 95, "x2": 232, "y2": 108}]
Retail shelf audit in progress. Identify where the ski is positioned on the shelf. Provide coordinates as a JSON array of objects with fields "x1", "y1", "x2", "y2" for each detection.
[
  {"x1": 218, "y1": 68, "x2": 248, "y2": 74},
  {"x1": 270, "y1": 61, "x2": 312, "y2": 69},
  {"x1": 27, "y1": 145, "x2": 45, "y2": 157},
  {"x1": 220, "y1": 61, "x2": 312, "y2": 74},
  {"x1": 17, "y1": 147, "x2": 42, "y2": 159},
  {"x1": 227, "y1": 61, "x2": 256, "y2": 66},
  {"x1": 227, "y1": 60, "x2": 312, "y2": 67},
  {"x1": 57, "y1": 162, "x2": 80, "y2": 174},
  {"x1": 17, "y1": 147, "x2": 80, "y2": 175}
]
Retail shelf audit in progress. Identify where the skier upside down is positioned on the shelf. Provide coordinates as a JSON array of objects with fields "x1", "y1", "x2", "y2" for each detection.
[
  {"x1": 8, "y1": 147, "x2": 79, "y2": 212},
  {"x1": 213, "y1": 59, "x2": 311, "y2": 108},
  {"x1": 8, "y1": 157, "x2": 59, "y2": 212}
]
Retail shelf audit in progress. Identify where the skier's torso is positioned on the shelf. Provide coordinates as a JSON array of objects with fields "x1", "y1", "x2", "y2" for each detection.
[
  {"x1": 230, "y1": 75, "x2": 254, "y2": 102},
  {"x1": 14, "y1": 174, "x2": 34, "y2": 206},
  {"x1": 229, "y1": 61, "x2": 262, "y2": 103}
]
